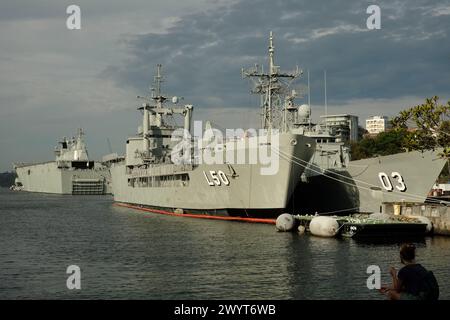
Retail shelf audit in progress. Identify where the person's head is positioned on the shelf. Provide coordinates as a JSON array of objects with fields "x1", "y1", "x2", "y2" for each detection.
[{"x1": 400, "y1": 243, "x2": 416, "y2": 264}]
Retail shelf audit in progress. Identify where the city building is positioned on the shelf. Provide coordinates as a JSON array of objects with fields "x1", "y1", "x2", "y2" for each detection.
[
  {"x1": 319, "y1": 114, "x2": 359, "y2": 142},
  {"x1": 366, "y1": 115, "x2": 391, "y2": 135},
  {"x1": 431, "y1": 182, "x2": 450, "y2": 196}
]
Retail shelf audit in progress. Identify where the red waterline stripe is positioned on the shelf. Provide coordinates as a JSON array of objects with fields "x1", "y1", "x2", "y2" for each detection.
[{"x1": 114, "y1": 202, "x2": 276, "y2": 225}]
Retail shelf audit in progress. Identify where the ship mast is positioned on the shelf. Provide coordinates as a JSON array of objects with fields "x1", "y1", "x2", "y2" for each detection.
[
  {"x1": 137, "y1": 64, "x2": 193, "y2": 164},
  {"x1": 242, "y1": 31, "x2": 302, "y2": 132},
  {"x1": 153, "y1": 64, "x2": 165, "y2": 102}
]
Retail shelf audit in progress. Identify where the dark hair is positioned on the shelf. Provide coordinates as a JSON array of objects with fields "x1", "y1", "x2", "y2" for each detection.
[{"x1": 400, "y1": 243, "x2": 416, "y2": 262}]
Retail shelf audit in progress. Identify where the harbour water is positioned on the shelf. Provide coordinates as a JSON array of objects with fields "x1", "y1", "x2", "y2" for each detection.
[{"x1": 1, "y1": 187, "x2": 449, "y2": 300}]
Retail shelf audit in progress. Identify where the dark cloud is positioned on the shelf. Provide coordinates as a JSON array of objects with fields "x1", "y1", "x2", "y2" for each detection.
[
  {"x1": 104, "y1": 0, "x2": 450, "y2": 110},
  {"x1": 1, "y1": 0, "x2": 449, "y2": 171}
]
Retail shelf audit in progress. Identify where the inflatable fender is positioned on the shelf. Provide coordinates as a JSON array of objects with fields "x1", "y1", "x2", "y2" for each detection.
[{"x1": 309, "y1": 216, "x2": 339, "y2": 237}]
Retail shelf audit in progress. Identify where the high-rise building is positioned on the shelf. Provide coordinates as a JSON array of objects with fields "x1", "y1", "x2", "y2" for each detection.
[
  {"x1": 365, "y1": 116, "x2": 391, "y2": 134},
  {"x1": 319, "y1": 114, "x2": 359, "y2": 142}
]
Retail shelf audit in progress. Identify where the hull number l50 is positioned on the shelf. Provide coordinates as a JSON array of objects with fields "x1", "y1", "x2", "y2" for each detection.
[{"x1": 203, "y1": 170, "x2": 230, "y2": 186}]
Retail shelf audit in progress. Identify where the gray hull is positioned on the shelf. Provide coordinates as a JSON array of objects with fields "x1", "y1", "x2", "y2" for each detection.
[
  {"x1": 111, "y1": 133, "x2": 315, "y2": 218},
  {"x1": 15, "y1": 162, "x2": 111, "y2": 195},
  {"x1": 289, "y1": 149, "x2": 447, "y2": 214}
]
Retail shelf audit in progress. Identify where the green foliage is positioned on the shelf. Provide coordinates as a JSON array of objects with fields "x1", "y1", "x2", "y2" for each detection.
[
  {"x1": 350, "y1": 129, "x2": 408, "y2": 160},
  {"x1": 351, "y1": 96, "x2": 450, "y2": 160},
  {"x1": 391, "y1": 96, "x2": 450, "y2": 157}
]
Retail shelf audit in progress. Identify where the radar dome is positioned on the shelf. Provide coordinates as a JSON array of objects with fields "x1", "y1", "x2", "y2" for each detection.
[{"x1": 298, "y1": 104, "x2": 311, "y2": 118}]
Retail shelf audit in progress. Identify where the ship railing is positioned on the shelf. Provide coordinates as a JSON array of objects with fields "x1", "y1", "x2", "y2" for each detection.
[
  {"x1": 130, "y1": 163, "x2": 194, "y2": 178},
  {"x1": 14, "y1": 161, "x2": 55, "y2": 168}
]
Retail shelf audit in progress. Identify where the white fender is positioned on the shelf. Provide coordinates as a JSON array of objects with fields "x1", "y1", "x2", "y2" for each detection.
[
  {"x1": 309, "y1": 216, "x2": 339, "y2": 237},
  {"x1": 276, "y1": 213, "x2": 296, "y2": 232}
]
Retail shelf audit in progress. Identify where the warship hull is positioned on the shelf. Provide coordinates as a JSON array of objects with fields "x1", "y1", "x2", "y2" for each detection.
[
  {"x1": 111, "y1": 133, "x2": 315, "y2": 218},
  {"x1": 289, "y1": 150, "x2": 447, "y2": 214},
  {"x1": 15, "y1": 162, "x2": 111, "y2": 195}
]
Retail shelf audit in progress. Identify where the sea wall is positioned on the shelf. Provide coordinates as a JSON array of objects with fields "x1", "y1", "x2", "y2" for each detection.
[{"x1": 383, "y1": 202, "x2": 450, "y2": 236}]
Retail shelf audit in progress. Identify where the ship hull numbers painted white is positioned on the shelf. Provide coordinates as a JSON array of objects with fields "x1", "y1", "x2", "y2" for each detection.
[
  {"x1": 203, "y1": 170, "x2": 230, "y2": 186},
  {"x1": 378, "y1": 172, "x2": 407, "y2": 192}
]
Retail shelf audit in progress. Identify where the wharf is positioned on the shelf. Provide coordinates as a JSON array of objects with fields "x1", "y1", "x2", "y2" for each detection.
[{"x1": 383, "y1": 202, "x2": 450, "y2": 236}]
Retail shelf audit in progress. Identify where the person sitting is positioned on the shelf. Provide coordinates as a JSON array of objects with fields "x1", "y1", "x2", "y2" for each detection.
[{"x1": 380, "y1": 243, "x2": 439, "y2": 300}]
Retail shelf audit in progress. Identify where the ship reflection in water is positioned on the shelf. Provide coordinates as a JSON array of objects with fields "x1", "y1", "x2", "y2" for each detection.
[{"x1": 1, "y1": 188, "x2": 449, "y2": 299}]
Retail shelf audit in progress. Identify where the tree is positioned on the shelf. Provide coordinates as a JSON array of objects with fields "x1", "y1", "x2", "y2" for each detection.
[
  {"x1": 350, "y1": 129, "x2": 407, "y2": 160},
  {"x1": 350, "y1": 97, "x2": 450, "y2": 160},
  {"x1": 391, "y1": 96, "x2": 450, "y2": 157}
]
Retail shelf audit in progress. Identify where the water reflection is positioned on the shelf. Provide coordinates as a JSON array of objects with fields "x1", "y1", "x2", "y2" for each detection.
[{"x1": 1, "y1": 188, "x2": 450, "y2": 299}]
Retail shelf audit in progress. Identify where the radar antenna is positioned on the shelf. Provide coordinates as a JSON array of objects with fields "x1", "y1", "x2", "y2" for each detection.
[{"x1": 242, "y1": 31, "x2": 302, "y2": 131}]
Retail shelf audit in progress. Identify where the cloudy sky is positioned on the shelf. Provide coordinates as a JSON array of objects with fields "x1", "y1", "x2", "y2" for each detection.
[{"x1": 0, "y1": 0, "x2": 449, "y2": 171}]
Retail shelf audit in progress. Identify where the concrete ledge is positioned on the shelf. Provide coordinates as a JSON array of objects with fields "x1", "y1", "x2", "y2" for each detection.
[{"x1": 383, "y1": 202, "x2": 450, "y2": 236}]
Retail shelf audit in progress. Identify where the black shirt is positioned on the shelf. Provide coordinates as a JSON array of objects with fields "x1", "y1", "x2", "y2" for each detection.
[{"x1": 398, "y1": 263, "x2": 428, "y2": 296}]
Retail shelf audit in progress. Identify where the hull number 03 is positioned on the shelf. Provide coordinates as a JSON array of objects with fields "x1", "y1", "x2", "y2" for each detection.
[
  {"x1": 378, "y1": 172, "x2": 407, "y2": 192},
  {"x1": 203, "y1": 170, "x2": 230, "y2": 186}
]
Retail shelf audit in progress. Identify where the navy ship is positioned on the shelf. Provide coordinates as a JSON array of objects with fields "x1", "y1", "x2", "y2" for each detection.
[
  {"x1": 14, "y1": 129, "x2": 111, "y2": 194},
  {"x1": 110, "y1": 33, "x2": 317, "y2": 219},
  {"x1": 289, "y1": 101, "x2": 447, "y2": 214}
]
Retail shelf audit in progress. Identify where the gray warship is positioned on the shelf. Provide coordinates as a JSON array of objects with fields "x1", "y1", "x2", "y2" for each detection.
[
  {"x1": 290, "y1": 115, "x2": 447, "y2": 214},
  {"x1": 286, "y1": 96, "x2": 447, "y2": 214},
  {"x1": 110, "y1": 33, "x2": 317, "y2": 218},
  {"x1": 241, "y1": 32, "x2": 447, "y2": 214},
  {"x1": 14, "y1": 129, "x2": 111, "y2": 194}
]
